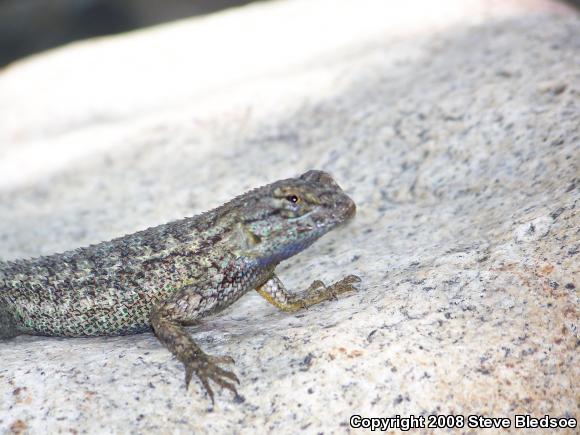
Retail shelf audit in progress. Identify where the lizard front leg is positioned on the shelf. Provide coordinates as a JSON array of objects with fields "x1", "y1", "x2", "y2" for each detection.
[
  {"x1": 150, "y1": 290, "x2": 239, "y2": 403},
  {"x1": 256, "y1": 273, "x2": 361, "y2": 313}
]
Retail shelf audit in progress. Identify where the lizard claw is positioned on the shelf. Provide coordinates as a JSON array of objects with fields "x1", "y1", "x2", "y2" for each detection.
[{"x1": 183, "y1": 354, "x2": 239, "y2": 403}]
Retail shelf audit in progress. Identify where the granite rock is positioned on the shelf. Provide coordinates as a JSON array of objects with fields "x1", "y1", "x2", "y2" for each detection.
[{"x1": 0, "y1": 0, "x2": 578, "y2": 433}]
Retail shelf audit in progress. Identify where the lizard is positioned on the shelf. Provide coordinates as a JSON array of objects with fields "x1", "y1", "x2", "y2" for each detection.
[{"x1": 0, "y1": 170, "x2": 360, "y2": 403}]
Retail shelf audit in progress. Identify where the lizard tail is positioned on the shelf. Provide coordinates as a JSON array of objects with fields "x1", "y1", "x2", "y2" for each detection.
[
  {"x1": 0, "y1": 307, "x2": 20, "y2": 339},
  {"x1": 0, "y1": 261, "x2": 22, "y2": 339}
]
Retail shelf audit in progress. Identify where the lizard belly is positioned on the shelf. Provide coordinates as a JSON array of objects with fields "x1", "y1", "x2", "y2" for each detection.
[
  {"x1": 9, "y1": 289, "x2": 155, "y2": 337},
  {"x1": 3, "y1": 279, "x2": 176, "y2": 337}
]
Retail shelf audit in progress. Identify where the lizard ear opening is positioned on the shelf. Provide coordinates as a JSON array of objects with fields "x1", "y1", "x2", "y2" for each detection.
[{"x1": 237, "y1": 224, "x2": 262, "y2": 249}]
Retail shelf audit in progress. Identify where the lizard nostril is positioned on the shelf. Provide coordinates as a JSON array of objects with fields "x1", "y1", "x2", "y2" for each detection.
[{"x1": 346, "y1": 199, "x2": 356, "y2": 218}]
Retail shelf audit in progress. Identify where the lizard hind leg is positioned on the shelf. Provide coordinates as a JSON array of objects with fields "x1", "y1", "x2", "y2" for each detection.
[{"x1": 149, "y1": 296, "x2": 240, "y2": 403}]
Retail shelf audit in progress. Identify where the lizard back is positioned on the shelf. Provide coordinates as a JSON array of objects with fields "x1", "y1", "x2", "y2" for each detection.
[{"x1": 0, "y1": 209, "x2": 261, "y2": 337}]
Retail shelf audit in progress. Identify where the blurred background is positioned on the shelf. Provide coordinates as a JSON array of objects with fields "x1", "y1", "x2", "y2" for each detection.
[
  {"x1": 1, "y1": 0, "x2": 578, "y2": 68},
  {"x1": 0, "y1": 0, "x2": 580, "y2": 67},
  {"x1": 0, "y1": 0, "x2": 262, "y2": 67}
]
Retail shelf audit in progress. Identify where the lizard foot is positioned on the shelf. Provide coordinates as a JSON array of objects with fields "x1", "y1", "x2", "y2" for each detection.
[
  {"x1": 327, "y1": 274, "x2": 361, "y2": 296},
  {"x1": 184, "y1": 354, "x2": 240, "y2": 403}
]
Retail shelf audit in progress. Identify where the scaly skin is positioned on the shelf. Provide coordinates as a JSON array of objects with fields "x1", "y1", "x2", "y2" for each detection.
[{"x1": 0, "y1": 170, "x2": 360, "y2": 402}]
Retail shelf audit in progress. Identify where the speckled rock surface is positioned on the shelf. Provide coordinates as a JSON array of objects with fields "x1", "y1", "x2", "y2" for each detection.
[{"x1": 0, "y1": 0, "x2": 578, "y2": 433}]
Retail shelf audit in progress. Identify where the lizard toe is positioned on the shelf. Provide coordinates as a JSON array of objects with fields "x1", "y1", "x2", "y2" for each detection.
[
  {"x1": 207, "y1": 354, "x2": 236, "y2": 365},
  {"x1": 184, "y1": 357, "x2": 240, "y2": 403},
  {"x1": 330, "y1": 274, "x2": 362, "y2": 295}
]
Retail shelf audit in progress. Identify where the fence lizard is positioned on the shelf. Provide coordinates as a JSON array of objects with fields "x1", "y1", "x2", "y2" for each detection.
[{"x1": 0, "y1": 170, "x2": 360, "y2": 402}]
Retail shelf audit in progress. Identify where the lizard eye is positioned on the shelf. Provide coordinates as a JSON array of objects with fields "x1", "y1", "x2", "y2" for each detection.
[{"x1": 286, "y1": 194, "x2": 300, "y2": 203}]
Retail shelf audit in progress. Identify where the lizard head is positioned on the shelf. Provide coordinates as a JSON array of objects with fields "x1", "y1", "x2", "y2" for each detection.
[{"x1": 236, "y1": 170, "x2": 356, "y2": 265}]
